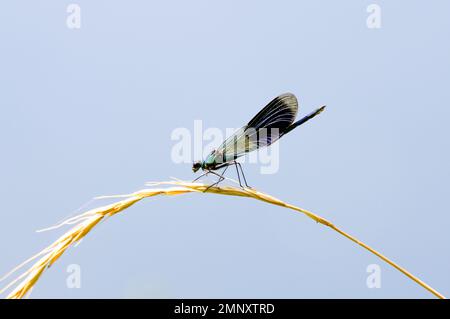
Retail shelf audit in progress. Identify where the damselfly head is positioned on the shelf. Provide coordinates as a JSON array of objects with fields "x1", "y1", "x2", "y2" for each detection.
[{"x1": 192, "y1": 161, "x2": 202, "y2": 173}]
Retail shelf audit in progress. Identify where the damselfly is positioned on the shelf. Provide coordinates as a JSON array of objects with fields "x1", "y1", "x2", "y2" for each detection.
[{"x1": 192, "y1": 93, "x2": 325, "y2": 188}]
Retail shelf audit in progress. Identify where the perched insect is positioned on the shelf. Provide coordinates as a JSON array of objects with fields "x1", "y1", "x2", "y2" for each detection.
[{"x1": 192, "y1": 93, "x2": 326, "y2": 188}]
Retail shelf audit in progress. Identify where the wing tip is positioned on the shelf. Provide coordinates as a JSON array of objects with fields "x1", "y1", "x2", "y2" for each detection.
[
  {"x1": 278, "y1": 92, "x2": 298, "y2": 108},
  {"x1": 279, "y1": 92, "x2": 297, "y2": 100}
]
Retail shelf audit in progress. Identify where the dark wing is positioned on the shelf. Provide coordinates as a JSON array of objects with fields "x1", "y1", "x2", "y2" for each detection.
[
  {"x1": 213, "y1": 93, "x2": 298, "y2": 164},
  {"x1": 247, "y1": 92, "x2": 298, "y2": 132}
]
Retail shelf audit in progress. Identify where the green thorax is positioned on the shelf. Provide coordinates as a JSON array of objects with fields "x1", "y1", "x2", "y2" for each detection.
[{"x1": 202, "y1": 152, "x2": 217, "y2": 169}]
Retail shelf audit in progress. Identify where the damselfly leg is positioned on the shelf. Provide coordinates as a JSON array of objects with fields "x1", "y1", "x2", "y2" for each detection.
[
  {"x1": 192, "y1": 161, "x2": 250, "y2": 189},
  {"x1": 204, "y1": 166, "x2": 229, "y2": 192},
  {"x1": 234, "y1": 161, "x2": 250, "y2": 188},
  {"x1": 192, "y1": 162, "x2": 229, "y2": 184},
  {"x1": 192, "y1": 172, "x2": 208, "y2": 183}
]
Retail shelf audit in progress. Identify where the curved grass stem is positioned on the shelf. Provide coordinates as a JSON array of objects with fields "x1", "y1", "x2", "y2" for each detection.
[{"x1": 0, "y1": 181, "x2": 445, "y2": 299}]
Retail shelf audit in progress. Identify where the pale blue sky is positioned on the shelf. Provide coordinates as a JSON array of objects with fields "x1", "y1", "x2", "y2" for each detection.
[{"x1": 0, "y1": 1, "x2": 449, "y2": 298}]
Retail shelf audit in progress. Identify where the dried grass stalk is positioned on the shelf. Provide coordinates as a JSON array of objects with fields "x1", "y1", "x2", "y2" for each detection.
[{"x1": 0, "y1": 181, "x2": 445, "y2": 299}]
